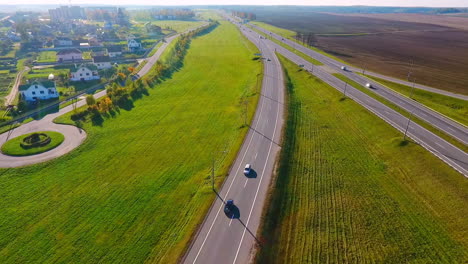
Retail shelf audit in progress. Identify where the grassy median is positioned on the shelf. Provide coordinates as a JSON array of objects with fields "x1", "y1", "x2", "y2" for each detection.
[
  {"x1": 0, "y1": 21, "x2": 261, "y2": 263},
  {"x1": 257, "y1": 55, "x2": 467, "y2": 263}
]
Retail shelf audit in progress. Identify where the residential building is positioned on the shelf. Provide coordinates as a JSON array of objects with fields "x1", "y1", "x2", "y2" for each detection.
[
  {"x1": 106, "y1": 46, "x2": 122, "y2": 57},
  {"x1": 127, "y1": 36, "x2": 142, "y2": 52},
  {"x1": 57, "y1": 48, "x2": 83, "y2": 62},
  {"x1": 19, "y1": 80, "x2": 59, "y2": 102},
  {"x1": 70, "y1": 64, "x2": 100, "y2": 81},
  {"x1": 92, "y1": 55, "x2": 112, "y2": 69},
  {"x1": 55, "y1": 37, "x2": 73, "y2": 47},
  {"x1": 49, "y1": 6, "x2": 86, "y2": 22}
]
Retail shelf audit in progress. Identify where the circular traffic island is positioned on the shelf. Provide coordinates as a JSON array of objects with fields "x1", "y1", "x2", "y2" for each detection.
[{"x1": 1, "y1": 131, "x2": 65, "y2": 156}]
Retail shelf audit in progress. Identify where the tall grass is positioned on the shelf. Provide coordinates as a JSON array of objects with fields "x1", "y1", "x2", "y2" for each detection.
[{"x1": 257, "y1": 55, "x2": 467, "y2": 263}]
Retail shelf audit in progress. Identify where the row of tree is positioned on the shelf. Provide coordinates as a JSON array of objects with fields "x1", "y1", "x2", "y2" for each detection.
[
  {"x1": 294, "y1": 32, "x2": 317, "y2": 47},
  {"x1": 231, "y1": 11, "x2": 256, "y2": 20}
]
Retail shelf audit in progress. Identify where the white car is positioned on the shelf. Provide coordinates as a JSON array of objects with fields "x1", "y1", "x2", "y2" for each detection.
[
  {"x1": 365, "y1": 83, "x2": 372, "y2": 88},
  {"x1": 243, "y1": 164, "x2": 251, "y2": 176},
  {"x1": 341, "y1": 66, "x2": 347, "y2": 71}
]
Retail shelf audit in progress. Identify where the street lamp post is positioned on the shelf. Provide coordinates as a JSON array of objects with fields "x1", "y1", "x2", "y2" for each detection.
[
  {"x1": 409, "y1": 78, "x2": 416, "y2": 99},
  {"x1": 404, "y1": 111, "x2": 414, "y2": 141},
  {"x1": 343, "y1": 82, "x2": 348, "y2": 97}
]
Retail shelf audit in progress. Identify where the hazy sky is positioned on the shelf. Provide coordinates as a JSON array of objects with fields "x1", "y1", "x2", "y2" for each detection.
[{"x1": 1, "y1": 0, "x2": 467, "y2": 7}]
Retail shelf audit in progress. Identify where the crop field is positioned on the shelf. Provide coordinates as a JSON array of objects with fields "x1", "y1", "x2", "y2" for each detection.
[
  {"x1": 246, "y1": 9, "x2": 468, "y2": 94},
  {"x1": 364, "y1": 75, "x2": 468, "y2": 126},
  {"x1": 36, "y1": 51, "x2": 57, "y2": 63},
  {"x1": 0, "y1": 71, "x2": 14, "y2": 98},
  {"x1": 0, "y1": 21, "x2": 261, "y2": 263},
  {"x1": 257, "y1": 55, "x2": 468, "y2": 263}
]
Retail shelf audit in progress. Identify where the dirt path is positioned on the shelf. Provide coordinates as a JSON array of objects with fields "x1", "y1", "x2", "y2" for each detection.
[{"x1": 4, "y1": 66, "x2": 29, "y2": 106}]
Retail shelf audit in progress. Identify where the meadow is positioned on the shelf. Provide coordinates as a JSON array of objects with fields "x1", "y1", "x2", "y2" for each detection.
[
  {"x1": 0, "y1": 21, "x2": 261, "y2": 263},
  {"x1": 257, "y1": 55, "x2": 468, "y2": 263},
  {"x1": 36, "y1": 51, "x2": 57, "y2": 63}
]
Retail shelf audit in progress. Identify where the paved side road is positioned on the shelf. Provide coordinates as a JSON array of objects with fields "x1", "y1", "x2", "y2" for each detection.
[
  {"x1": 4, "y1": 66, "x2": 30, "y2": 106},
  {"x1": 0, "y1": 24, "x2": 208, "y2": 168},
  {"x1": 182, "y1": 20, "x2": 285, "y2": 264}
]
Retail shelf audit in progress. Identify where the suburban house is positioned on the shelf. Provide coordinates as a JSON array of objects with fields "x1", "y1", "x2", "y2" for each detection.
[
  {"x1": 127, "y1": 36, "x2": 142, "y2": 52},
  {"x1": 55, "y1": 37, "x2": 73, "y2": 47},
  {"x1": 106, "y1": 46, "x2": 122, "y2": 57},
  {"x1": 57, "y1": 48, "x2": 83, "y2": 62},
  {"x1": 19, "y1": 80, "x2": 59, "y2": 102},
  {"x1": 92, "y1": 55, "x2": 112, "y2": 69},
  {"x1": 70, "y1": 64, "x2": 100, "y2": 81}
]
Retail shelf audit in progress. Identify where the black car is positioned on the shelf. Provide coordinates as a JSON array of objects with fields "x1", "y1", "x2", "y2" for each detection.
[{"x1": 224, "y1": 199, "x2": 234, "y2": 215}]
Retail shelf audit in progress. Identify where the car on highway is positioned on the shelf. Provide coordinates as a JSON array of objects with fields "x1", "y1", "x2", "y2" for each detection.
[
  {"x1": 365, "y1": 83, "x2": 373, "y2": 89},
  {"x1": 341, "y1": 66, "x2": 347, "y2": 71},
  {"x1": 224, "y1": 199, "x2": 235, "y2": 215},
  {"x1": 243, "y1": 164, "x2": 251, "y2": 176}
]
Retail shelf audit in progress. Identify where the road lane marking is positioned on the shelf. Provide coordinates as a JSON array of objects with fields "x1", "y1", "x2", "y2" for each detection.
[
  {"x1": 244, "y1": 179, "x2": 248, "y2": 188},
  {"x1": 435, "y1": 142, "x2": 446, "y2": 150},
  {"x1": 229, "y1": 216, "x2": 234, "y2": 226}
]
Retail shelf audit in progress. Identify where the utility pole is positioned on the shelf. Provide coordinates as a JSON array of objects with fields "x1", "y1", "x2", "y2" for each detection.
[
  {"x1": 407, "y1": 59, "x2": 414, "y2": 81},
  {"x1": 343, "y1": 82, "x2": 348, "y2": 97},
  {"x1": 409, "y1": 78, "x2": 416, "y2": 99},
  {"x1": 403, "y1": 111, "x2": 414, "y2": 141}
]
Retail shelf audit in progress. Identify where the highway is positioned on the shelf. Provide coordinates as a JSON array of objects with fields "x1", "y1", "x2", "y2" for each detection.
[
  {"x1": 240, "y1": 23, "x2": 468, "y2": 177},
  {"x1": 182, "y1": 21, "x2": 285, "y2": 264},
  {"x1": 250, "y1": 24, "x2": 468, "y2": 146}
]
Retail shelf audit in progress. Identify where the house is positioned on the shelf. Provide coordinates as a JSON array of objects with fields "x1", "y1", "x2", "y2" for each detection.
[
  {"x1": 70, "y1": 64, "x2": 100, "y2": 81},
  {"x1": 127, "y1": 36, "x2": 142, "y2": 52},
  {"x1": 19, "y1": 80, "x2": 59, "y2": 102},
  {"x1": 92, "y1": 55, "x2": 112, "y2": 69},
  {"x1": 55, "y1": 37, "x2": 73, "y2": 47},
  {"x1": 92, "y1": 48, "x2": 106, "y2": 56},
  {"x1": 106, "y1": 46, "x2": 122, "y2": 57},
  {"x1": 57, "y1": 48, "x2": 82, "y2": 62}
]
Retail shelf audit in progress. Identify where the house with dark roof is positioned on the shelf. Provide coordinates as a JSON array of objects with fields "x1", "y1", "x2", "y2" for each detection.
[
  {"x1": 19, "y1": 80, "x2": 59, "y2": 102},
  {"x1": 70, "y1": 64, "x2": 100, "y2": 81},
  {"x1": 57, "y1": 48, "x2": 82, "y2": 62},
  {"x1": 106, "y1": 46, "x2": 122, "y2": 57},
  {"x1": 54, "y1": 37, "x2": 73, "y2": 47},
  {"x1": 92, "y1": 55, "x2": 112, "y2": 69}
]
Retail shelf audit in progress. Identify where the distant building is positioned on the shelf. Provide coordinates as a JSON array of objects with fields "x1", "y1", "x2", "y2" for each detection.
[
  {"x1": 57, "y1": 48, "x2": 83, "y2": 62},
  {"x1": 55, "y1": 37, "x2": 73, "y2": 47},
  {"x1": 127, "y1": 37, "x2": 142, "y2": 52},
  {"x1": 49, "y1": 6, "x2": 86, "y2": 22},
  {"x1": 104, "y1": 21, "x2": 113, "y2": 30},
  {"x1": 70, "y1": 64, "x2": 100, "y2": 81},
  {"x1": 106, "y1": 46, "x2": 122, "y2": 57},
  {"x1": 92, "y1": 55, "x2": 112, "y2": 69},
  {"x1": 19, "y1": 80, "x2": 59, "y2": 102}
]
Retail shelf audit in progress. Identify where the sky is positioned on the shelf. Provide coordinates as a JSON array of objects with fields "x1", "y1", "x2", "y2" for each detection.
[{"x1": 0, "y1": 0, "x2": 467, "y2": 7}]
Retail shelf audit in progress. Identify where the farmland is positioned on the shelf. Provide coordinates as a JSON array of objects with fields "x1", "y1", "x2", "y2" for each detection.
[
  {"x1": 257, "y1": 55, "x2": 468, "y2": 263},
  {"x1": 0, "y1": 21, "x2": 261, "y2": 263},
  {"x1": 245, "y1": 8, "x2": 468, "y2": 94}
]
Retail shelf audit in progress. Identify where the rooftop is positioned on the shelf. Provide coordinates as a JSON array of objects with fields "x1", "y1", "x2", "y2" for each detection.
[{"x1": 19, "y1": 80, "x2": 55, "y2": 91}]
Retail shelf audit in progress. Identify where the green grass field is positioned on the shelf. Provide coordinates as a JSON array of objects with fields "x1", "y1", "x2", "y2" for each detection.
[
  {"x1": 151, "y1": 20, "x2": 205, "y2": 33},
  {"x1": 364, "y1": 75, "x2": 468, "y2": 126},
  {"x1": 36, "y1": 51, "x2": 57, "y2": 63},
  {"x1": 1, "y1": 131, "x2": 64, "y2": 156},
  {"x1": 257, "y1": 55, "x2": 468, "y2": 263},
  {"x1": 0, "y1": 21, "x2": 261, "y2": 263}
]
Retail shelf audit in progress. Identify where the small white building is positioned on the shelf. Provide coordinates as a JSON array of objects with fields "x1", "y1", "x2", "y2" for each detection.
[
  {"x1": 92, "y1": 55, "x2": 112, "y2": 70},
  {"x1": 19, "y1": 80, "x2": 59, "y2": 102},
  {"x1": 57, "y1": 48, "x2": 83, "y2": 62},
  {"x1": 70, "y1": 64, "x2": 100, "y2": 81},
  {"x1": 55, "y1": 37, "x2": 73, "y2": 47},
  {"x1": 127, "y1": 37, "x2": 142, "y2": 52}
]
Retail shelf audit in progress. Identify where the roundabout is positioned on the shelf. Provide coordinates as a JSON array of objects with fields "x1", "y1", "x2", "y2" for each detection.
[{"x1": 1, "y1": 131, "x2": 65, "y2": 156}]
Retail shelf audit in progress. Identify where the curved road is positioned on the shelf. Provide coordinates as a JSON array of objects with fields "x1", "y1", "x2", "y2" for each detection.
[{"x1": 0, "y1": 24, "x2": 206, "y2": 168}]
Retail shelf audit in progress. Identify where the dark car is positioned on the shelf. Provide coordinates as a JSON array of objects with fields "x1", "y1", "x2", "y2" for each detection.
[{"x1": 224, "y1": 199, "x2": 234, "y2": 215}]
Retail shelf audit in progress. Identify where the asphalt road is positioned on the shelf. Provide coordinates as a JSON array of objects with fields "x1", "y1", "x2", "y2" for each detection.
[
  {"x1": 0, "y1": 24, "x2": 206, "y2": 168},
  {"x1": 4, "y1": 66, "x2": 30, "y2": 106},
  {"x1": 250, "y1": 24, "x2": 468, "y2": 146},
  {"x1": 182, "y1": 21, "x2": 285, "y2": 264},
  {"x1": 242, "y1": 25, "x2": 468, "y2": 177}
]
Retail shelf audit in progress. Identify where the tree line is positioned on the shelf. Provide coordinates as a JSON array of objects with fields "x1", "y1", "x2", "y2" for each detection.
[{"x1": 231, "y1": 11, "x2": 256, "y2": 20}]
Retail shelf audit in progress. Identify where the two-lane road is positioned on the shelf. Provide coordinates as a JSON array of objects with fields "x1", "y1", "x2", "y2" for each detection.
[{"x1": 183, "y1": 22, "x2": 285, "y2": 264}]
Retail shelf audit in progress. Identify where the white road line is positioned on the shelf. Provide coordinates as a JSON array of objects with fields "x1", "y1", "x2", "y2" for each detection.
[
  {"x1": 435, "y1": 142, "x2": 446, "y2": 150},
  {"x1": 254, "y1": 152, "x2": 258, "y2": 160},
  {"x1": 229, "y1": 216, "x2": 234, "y2": 226},
  {"x1": 232, "y1": 51, "x2": 281, "y2": 264},
  {"x1": 244, "y1": 179, "x2": 248, "y2": 188},
  {"x1": 191, "y1": 50, "x2": 269, "y2": 264}
]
